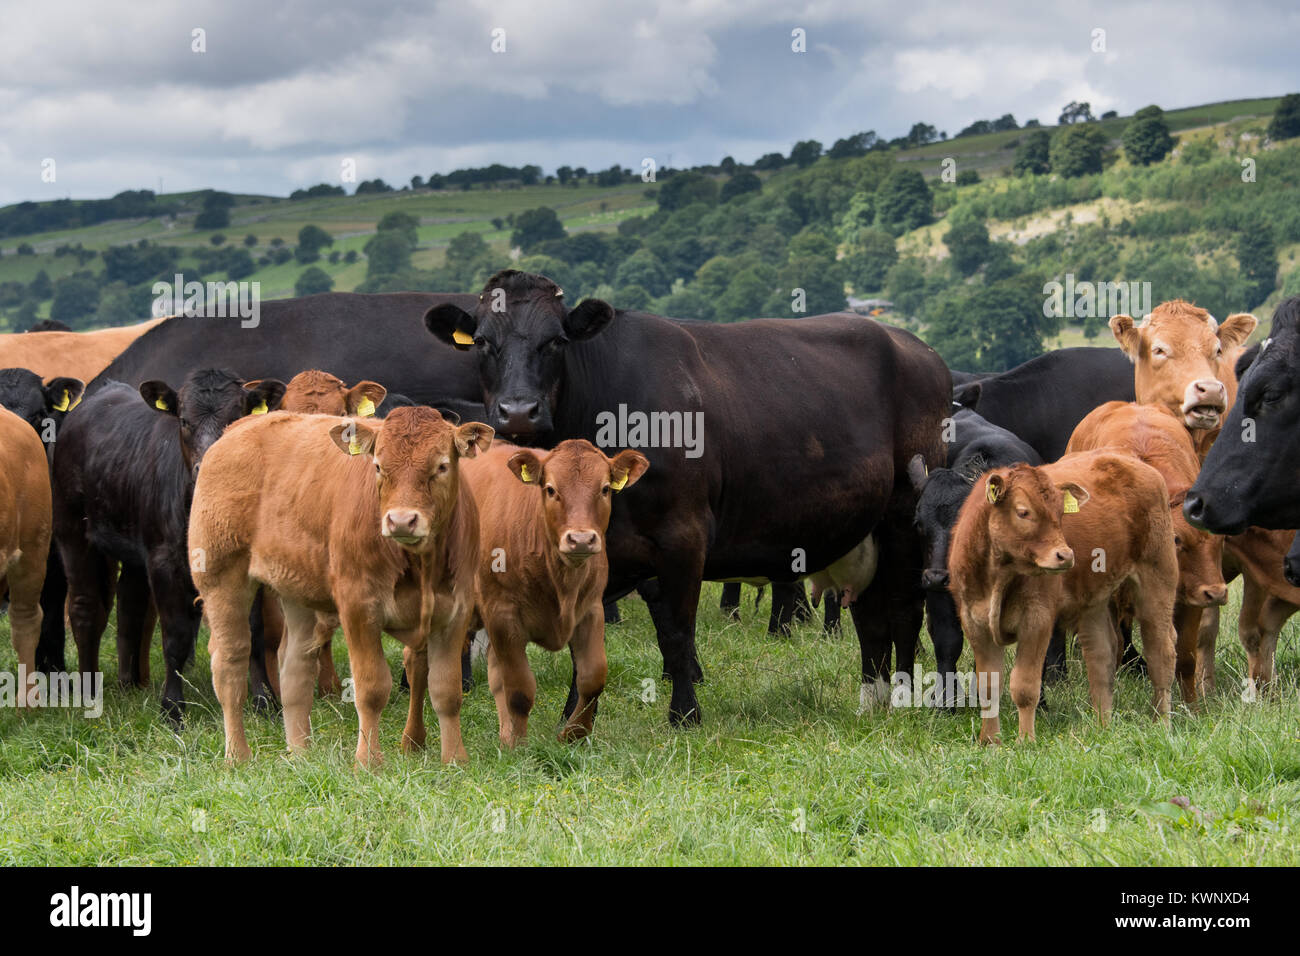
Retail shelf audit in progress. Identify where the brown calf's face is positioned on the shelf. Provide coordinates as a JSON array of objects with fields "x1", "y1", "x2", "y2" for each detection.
[
  {"x1": 1111, "y1": 301, "x2": 1257, "y2": 430},
  {"x1": 984, "y1": 467, "x2": 1089, "y2": 574},
  {"x1": 329, "y1": 406, "x2": 493, "y2": 551},
  {"x1": 1172, "y1": 511, "x2": 1228, "y2": 607},
  {"x1": 507, "y1": 440, "x2": 648, "y2": 565},
  {"x1": 273, "y1": 370, "x2": 387, "y2": 417},
  {"x1": 141, "y1": 369, "x2": 286, "y2": 478}
]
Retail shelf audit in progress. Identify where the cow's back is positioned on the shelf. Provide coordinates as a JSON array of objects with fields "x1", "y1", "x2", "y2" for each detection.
[{"x1": 0, "y1": 318, "x2": 167, "y2": 384}]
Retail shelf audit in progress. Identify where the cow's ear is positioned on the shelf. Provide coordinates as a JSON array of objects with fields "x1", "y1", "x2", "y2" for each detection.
[
  {"x1": 1110, "y1": 314, "x2": 1141, "y2": 360},
  {"x1": 140, "y1": 381, "x2": 179, "y2": 416},
  {"x1": 952, "y1": 381, "x2": 981, "y2": 409},
  {"x1": 564, "y1": 299, "x2": 615, "y2": 341},
  {"x1": 1058, "y1": 481, "x2": 1090, "y2": 513},
  {"x1": 44, "y1": 377, "x2": 85, "y2": 413},
  {"x1": 1234, "y1": 342, "x2": 1260, "y2": 380},
  {"x1": 984, "y1": 474, "x2": 1006, "y2": 505},
  {"x1": 242, "y1": 379, "x2": 286, "y2": 416},
  {"x1": 454, "y1": 421, "x2": 494, "y2": 458},
  {"x1": 426, "y1": 304, "x2": 478, "y2": 350},
  {"x1": 1217, "y1": 312, "x2": 1258, "y2": 351},
  {"x1": 329, "y1": 419, "x2": 379, "y2": 457},
  {"x1": 607, "y1": 449, "x2": 649, "y2": 491},
  {"x1": 345, "y1": 381, "x2": 387, "y2": 417},
  {"x1": 508, "y1": 449, "x2": 543, "y2": 485},
  {"x1": 907, "y1": 454, "x2": 930, "y2": 492}
]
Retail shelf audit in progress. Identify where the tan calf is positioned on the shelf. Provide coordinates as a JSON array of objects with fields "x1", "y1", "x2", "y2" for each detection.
[
  {"x1": 0, "y1": 406, "x2": 51, "y2": 696},
  {"x1": 190, "y1": 407, "x2": 491, "y2": 766},
  {"x1": 948, "y1": 452, "x2": 1177, "y2": 743},
  {"x1": 463, "y1": 440, "x2": 647, "y2": 746}
]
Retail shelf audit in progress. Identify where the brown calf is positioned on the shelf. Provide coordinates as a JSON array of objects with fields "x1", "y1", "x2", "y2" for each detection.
[
  {"x1": 1066, "y1": 401, "x2": 1226, "y2": 703},
  {"x1": 190, "y1": 407, "x2": 491, "y2": 765},
  {"x1": 948, "y1": 451, "x2": 1177, "y2": 743},
  {"x1": 1220, "y1": 529, "x2": 1300, "y2": 695},
  {"x1": 249, "y1": 370, "x2": 389, "y2": 701},
  {"x1": 0, "y1": 406, "x2": 51, "y2": 696},
  {"x1": 462, "y1": 439, "x2": 648, "y2": 746}
]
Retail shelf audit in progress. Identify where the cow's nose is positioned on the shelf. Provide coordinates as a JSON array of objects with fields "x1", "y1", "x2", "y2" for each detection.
[
  {"x1": 496, "y1": 400, "x2": 540, "y2": 432},
  {"x1": 1183, "y1": 494, "x2": 1206, "y2": 525},
  {"x1": 921, "y1": 568, "x2": 949, "y2": 591},
  {"x1": 1055, "y1": 548, "x2": 1074, "y2": 567},
  {"x1": 1201, "y1": 584, "x2": 1229, "y2": 606},
  {"x1": 562, "y1": 530, "x2": 600, "y2": 553},
  {"x1": 1192, "y1": 379, "x2": 1227, "y2": 404},
  {"x1": 383, "y1": 510, "x2": 422, "y2": 538}
]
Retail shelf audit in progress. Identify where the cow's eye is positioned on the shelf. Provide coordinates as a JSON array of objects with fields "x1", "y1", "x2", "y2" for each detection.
[
  {"x1": 541, "y1": 337, "x2": 567, "y2": 354},
  {"x1": 545, "y1": 485, "x2": 558, "y2": 499},
  {"x1": 1151, "y1": 346, "x2": 1167, "y2": 358},
  {"x1": 436, "y1": 462, "x2": 448, "y2": 476},
  {"x1": 1016, "y1": 507, "x2": 1030, "y2": 519},
  {"x1": 1174, "y1": 534, "x2": 1183, "y2": 549},
  {"x1": 601, "y1": 484, "x2": 611, "y2": 496}
]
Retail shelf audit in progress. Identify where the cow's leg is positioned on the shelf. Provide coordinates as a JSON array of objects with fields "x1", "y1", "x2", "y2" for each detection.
[
  {"x1": 246, "y1": 588, "x2": 276, "y2": 713},
  {"x1": 149, "y1": 563, "x2": 203, "y2": 727},
  {"x1": 636, "y1": 578, "x2": 703, "y2": 685},
  {"x1": 338, "y1": 607, "x2": 390, "y2": 769},
  {"x1": 460, "y1": 632, "x2": 475, "y2": 693},
  {"x1": 61, "y1": 542, "x2": 114, "y2": 678},
  {"x1": 34, "y1": 549, "x2": 67, "y2": 673},
  {"x1": 426, "y1": 624, "x2": 470, "y2": 763},
  {"x1": 314, "y1": 615, "x2": 342, "y2": 697},
  {"x1": 850, "y1": 572, "x2": 893, "y2": 713},
  {"x1": 1172, "y1": 602, "x2": 1203, "y2": 706},
  {"x1": 7, "y1": 551, "x2": 45, "y2": 701},
  {"x1": 1245, "y1": 597, "x2": 1298, "y2": 695},
  {"x1": 653, "y1": 558, "x2": 707, "y2": 727},
  {"x1": 400, "y1": 638, "x2": 428, "y2": 752},
  {"x1": 278, "y1": 601, "x2": 319, "y2": 753},
  {"x1": 1043, "y1": 625, "x2": 1067, "y2": 683},
  {"x1": 1077, "y1": 606, "x2": 1119, "y2": 727},
  {"x1": 603, "y1": 599, "x2": 622, "y2": 625},
  {"x1": 926, "y1": 592, "x2": 963, "y2": 710},
  {"x1": 1137, "y1": 594, "x2": 1176, "y2": 724},
  {"x1": 719, "y1": 583, "x2": 742, "y2": 621},
  {"x1": 966, "y1": 624, "x2": 1003, "y2": 745},
  {"x1": 561, "y1": 609, "x2": 607, "y2": 742},
  {"x1": 114, "y1": 564, "x2": 153, "y2": 689},
  {"x1": 1197, "y1": 603, "x2": 1222, "y2": 696},
  {"x1": 204, "y1": 577, "x2": 256, "y2": 762},
  {"x1": 1009, "y1": 618, "x2": 1052, "y2": 742},
  {"x1": 486, "y1": 627, "x2": 534, "y2": 748},
  {"x1": 823, "y1": 595, "x2": 842, "y2": 634},
  {"x1": 1118, "y1": 619, "x2": 1146, "y2": 674},
  {"x1": 768, "y1": 582, "x2": 812, "y2": 635}
]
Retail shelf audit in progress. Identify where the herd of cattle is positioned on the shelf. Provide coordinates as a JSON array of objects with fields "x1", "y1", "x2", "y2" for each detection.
[{"x1": 2, "y1": 268, "x2": 1298, "y2": 763}]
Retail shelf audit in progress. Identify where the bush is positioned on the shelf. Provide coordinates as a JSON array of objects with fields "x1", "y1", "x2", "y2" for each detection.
[
  {"x1": 1123, "y1": 105, "x2": 1175, "y2": 166},
  {"x1": 295, "y1": 267, "x2": 335, "y2": 297},
  {"x1": 1050, "y1": 125, "x2": 1108, "y2": 178},
  {"x1": 1268, "y1": 93, "x2": 1300, "y2": 141},
  {"x1": 875, "y1": 168, "x2": 934, "y2": 234},
  {"x1": 511, "y1": 207, "x2": 566, "y2": 252}
]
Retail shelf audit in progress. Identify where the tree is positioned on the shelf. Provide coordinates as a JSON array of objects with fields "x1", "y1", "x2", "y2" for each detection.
[
  {"x1": 753, "y1": 152, "x2": 785, "y2": 171},
  {"x1": 195, "y1": 190, "x2": 234, "y2": 230},
  {"x1": 375, "y1": 211, "x2": 419, "y2": 249},
  {"x1": 511, "y1": 207, "x2": 566, "y2": 251},
  {"x1": 297, "y1": 225, "x2": 334, "y2": 265},
  {"x1": 556, "y1": 165, "x2": 574, "y2": 186},
  {"x1": 885, "y1": 257, "x2": 928, "y2": 319},
  {"x1": 49, "y1": 273, "x2": 100, "y2": 324},
  {"x1": 1236, "y1": 226, "x2": 1278, "y2": 308},
  {"x1": 363, "y1": 231, "x2": 413, "y2": 277},
  {"x1": 615, "y1": 284, "x2": 652, "y2": 310},
  {"x1": 828, "y1": 131, "x2": 876, "y2": 159},
  {"x1": 956, "y1": 169, "x2": 980, "y2": 186},
  {"x1": 657, "y1": 171, "x2": 719, "y2": 211},
  {"x1": 789, "y1": 140, "x2": 823, "y2": 168},
  {"x1": 226, "y1": 249, "x2": 256, "y2": 280},
  {"x1": 927, "y1": 276, "x2": 1056, "y2": 372},
  {"x1": 243, "y1": 234, "x2": 258, "y2": 247},
  {"x1": 210, "y1": 233, "x2": 226, "y2": 246},
  {"x1": 1269, "y1": 93, "x2": 1300, "y2": 141},
  {"x1": 1122, "y1": 104, "x2": 1175, "y2": 166},
  {"x1": 27, "y1": 270, "x2": 53, "y2": 301},
  {"x1": 720, "y1": 171, "x2": 762, "y2": 203},
  {"x1": 295, "y1": 266, "x2": 335, "y2": 297},
  {"x1": 843, "y1": 228, "x2": 897, "y2": 293},
  {"x1": 875, "y1": 168, "x2": 933, "y2": 234},
  {"x1": 491, "y1": 217, "x2": 505, "y2": 232},
  {"x1": 992, "y1": 114, "x2": 1018, "y2": 132},
  {"x1": 1014, "y1": 129, "x2": 1051, "y2": 175},
  {"x1": 1049, "y1": 124, "x2": 1107, "y2": 177},
  {"x1": 946, "y1": 217, "x2": 990, "y2": 276},
  {"x1": 906, "y1": 123, "x2": 938, "y2": 147},
  {"x1": 715, "y1": 265, "x2": 775, "y2": 321},
  {"x1": 613, "y1": 248, "x2": 671, "y2": 297},
  {"x1": 1058, "y1": 101, "x2": 1095, "y2": 125},
  {"x1": 719, "y1": 156, "x2": 737, "y2": 174}
]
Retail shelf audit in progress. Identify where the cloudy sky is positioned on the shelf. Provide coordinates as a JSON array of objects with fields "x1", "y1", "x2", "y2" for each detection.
[{"x1": 1, "y1": 0, "x2": 1295, "y2": 204}]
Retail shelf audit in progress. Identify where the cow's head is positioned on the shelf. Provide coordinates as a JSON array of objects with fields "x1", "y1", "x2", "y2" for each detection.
[
  {"x1": 909, "y1": 454, "x2": 975, "y2": 591},
  {"x1": 1168, "y1": 489, "x2": 1227, "y2": 607},
  {"x1": 329, "y1": 406, "x2": 493, "y2": 551},
  {"x1": 141, "y1": 369, "x2": 285, "y2": 479},
  {"x1": 1110, "y1": 300, "x2": 1257, "y2": 431},
  {"x1": 424, "y1": 270, "x2": 615, "y2": 439},
  {"x1": 0, "y1": 367, "x2": 84, "y2": 446},
  {"x1": 506, "y1": 440, "x2": 648, "y2": 565},
  {"x1": 980, "y1": 464, "x2": 1087, "y2": 574},
  {"x1": 274, "y1": 369, "x2": 387, "y2": 417}
]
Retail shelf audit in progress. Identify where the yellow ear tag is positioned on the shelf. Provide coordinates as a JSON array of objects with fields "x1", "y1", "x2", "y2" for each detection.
[
  {"x1": 452, "y1": 330, "x2": 475, "y2": 346},
  {"x1": 519, "y1": 463, "x2": 533, "y2": 483},
  {"x1": 154, "y1": 398, "x2": 169, "y2": 411},
  {"x1": 69, "y1": 394, "x2": 82, "y2": 411},
  {"x1": 610, "y1": 472, "x2": 628, "y2": 491},
  {"x1": 356, "y1": 396, "x2": 376, "y2": 417},
  {"x1": 251, "y1": 400, "x2": 268, "y2": 415},
  {"x1": 1062, "y1": 490, "x2": 1080, "y2": 514},
  {"x1": 52, "y1": 390, "x2": 70, "y2": 412},
  {"x1": 986, "y1": 482, "x2": 1000, "y2": 504},
  {"x1": 348, "y1": 438, "x2": 363, "y2": 456}
]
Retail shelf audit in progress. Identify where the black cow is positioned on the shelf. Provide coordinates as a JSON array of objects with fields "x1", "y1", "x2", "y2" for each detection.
[
  {"x1": 1187, "y1": 297, "x2": 1300, "y2": 534},
  {"x1": 953, "y1": 347, "x2": 1135, "y2": 461},
  {"x1": 908, "y1": 408, "x2": 1050, "y2": 702},
  {"x1": 425, "y1": 270, "x2": 950, "y2": 725},
  {"x1": 719, "y1": 581, "x2": 817, "y2": 633},
  {"x1": 53, "y1": 369, "x2": 285, "y2": 722},
  {"x1": 0, "y1": 368, "x2": 85, "y2": 671}
]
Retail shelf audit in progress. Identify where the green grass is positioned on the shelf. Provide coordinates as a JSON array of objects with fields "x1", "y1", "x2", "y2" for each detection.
[{"x1": 1, "y1": 580, "x2": 1296, "y2": 865}]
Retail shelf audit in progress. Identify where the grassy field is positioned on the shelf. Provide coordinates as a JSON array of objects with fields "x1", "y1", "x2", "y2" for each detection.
[{"x1": 1, "y1": 580, "x2": 1296, "y2": 865}]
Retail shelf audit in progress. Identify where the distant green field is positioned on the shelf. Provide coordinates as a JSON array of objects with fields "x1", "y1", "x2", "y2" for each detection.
[{"x1": 0, "y1": 580, "x2": 1295, "y2": 865}]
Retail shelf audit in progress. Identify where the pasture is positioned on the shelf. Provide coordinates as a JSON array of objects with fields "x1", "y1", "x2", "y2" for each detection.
[{"x1": 1, "y1": 581, "x2": 1296, "y2": 865}]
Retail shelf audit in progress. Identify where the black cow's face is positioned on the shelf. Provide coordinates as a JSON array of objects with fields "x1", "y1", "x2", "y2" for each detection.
[
  {"x1": 425, "y1": 270, "x2": 614, "y2": 439},
  {"x1": 0, "y1": 368, "x2": 84, "y2": 446},
  {"x1": 911, "y1": 464, "x2": 974, "y2": 592},
  {"x1": 1188, "y1": 319, "x2": 1300, "y2": 532},
  {"x1": 140, "y1": 369, "x2": 285, "y2": 479}
]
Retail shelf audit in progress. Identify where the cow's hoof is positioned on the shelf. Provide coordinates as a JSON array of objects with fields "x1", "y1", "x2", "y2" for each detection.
[
  {"x1": 251, "y1": 693, "x2": 280, "y2": 717},
  {"x1": 668, "y1": 704, "x2": 701, "y2": 727}
]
